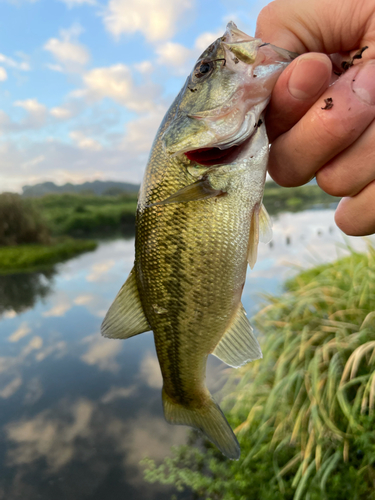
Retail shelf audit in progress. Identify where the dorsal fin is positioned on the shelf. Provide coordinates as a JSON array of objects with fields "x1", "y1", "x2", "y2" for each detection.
[
  {"x1": 101, "y1": 267, "x2": 150, "y2": 339},
  {"x1": 212, "y1": 304, "x2": 262, "y2": 368}
]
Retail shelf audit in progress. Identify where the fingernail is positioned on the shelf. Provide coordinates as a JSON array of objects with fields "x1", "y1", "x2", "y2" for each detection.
[
  {"x1": 352, "y1": 62, "x2": 375, "y2": 105},
  {"x1": 288, "y1": 53, "x2": 331, "y2": 100}
]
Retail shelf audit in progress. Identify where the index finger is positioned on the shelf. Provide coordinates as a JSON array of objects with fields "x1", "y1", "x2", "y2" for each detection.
[{"x1": 256, "y1": 0, "x2": 375, "y2": 57}]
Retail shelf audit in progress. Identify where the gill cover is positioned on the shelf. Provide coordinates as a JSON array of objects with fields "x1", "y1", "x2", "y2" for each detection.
[{"x1": 161, "y1": 21, "x2": 297, "y2": 157}]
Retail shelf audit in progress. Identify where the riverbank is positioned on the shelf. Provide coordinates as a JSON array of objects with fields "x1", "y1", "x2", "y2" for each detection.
[
  {"x1": 31, "y1": 192, "x2": 138, "y2": 237},
  {"x1": 0, "y1": 238, "x2": 97, "y2": 274},
  {"x1": 143, "y1": 245, "x2": 375, "y2": 500},
  {"x1": 27, "y1": 183, "x2": 338, "y2": 237}
]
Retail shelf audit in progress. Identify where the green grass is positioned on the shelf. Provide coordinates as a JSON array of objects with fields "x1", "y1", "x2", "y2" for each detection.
[
  {"x1": 0, "y1": 238, "x2": 97, "y2": 274},
  {"x1": 31, "y1": 192, "x2": 138, "y2": 236},
  {"x1": 143, "y1": 244, "x2": 375, "y2": 500}
]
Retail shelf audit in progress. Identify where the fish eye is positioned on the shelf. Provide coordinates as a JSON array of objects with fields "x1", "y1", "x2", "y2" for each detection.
[
  {"x1": 199, "y1": 62, "x2": 211, "y2": 74},
  {"x1": 194, "y1": 61, "x2": 214, "y2": 79}
]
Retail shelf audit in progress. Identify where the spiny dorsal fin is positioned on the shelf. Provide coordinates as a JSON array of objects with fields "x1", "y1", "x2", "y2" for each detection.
[
  {"x1": 101, "y1": 267, "x2": 150, "y2": 339},
  {"x1": 212, "y1": 304, "x2": 262, "y2": 368},
  {"x1": 147, "y1": 177, "x2": 224, "y2": 207}
]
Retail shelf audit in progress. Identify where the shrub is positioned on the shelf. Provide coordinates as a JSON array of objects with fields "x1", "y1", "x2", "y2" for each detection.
[{"x1": 0, "y1": 193, "x2": 50, "y2": 246}]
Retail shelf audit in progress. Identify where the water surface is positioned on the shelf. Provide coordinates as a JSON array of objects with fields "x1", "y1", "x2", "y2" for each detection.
[{"x1": 0, "y1": 208, "x2": 373, "y2": 499}]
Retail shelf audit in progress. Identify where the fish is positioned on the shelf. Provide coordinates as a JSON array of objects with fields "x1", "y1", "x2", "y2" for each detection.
[{"x1": 101, "y1": 22, "x2": 297, "y2": 460}]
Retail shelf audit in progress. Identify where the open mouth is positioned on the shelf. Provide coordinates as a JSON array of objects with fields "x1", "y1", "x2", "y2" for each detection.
[{"x1": 184, "y1": 144, "x2": 241, "y2": 166}]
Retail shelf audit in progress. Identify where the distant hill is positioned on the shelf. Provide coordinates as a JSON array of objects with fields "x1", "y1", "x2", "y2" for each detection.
[{"x1": 22, "y1": 180, "x2": 140, "y2": 197}]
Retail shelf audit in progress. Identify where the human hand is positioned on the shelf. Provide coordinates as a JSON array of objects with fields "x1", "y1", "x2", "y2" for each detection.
[{"x1": 256, "y1": 0, "x2": 375, "y2": 236}]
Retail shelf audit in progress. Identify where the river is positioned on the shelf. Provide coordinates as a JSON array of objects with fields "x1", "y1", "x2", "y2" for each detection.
[{"x1": 0, "y1": 208, "x2": 373, "y2": 499}]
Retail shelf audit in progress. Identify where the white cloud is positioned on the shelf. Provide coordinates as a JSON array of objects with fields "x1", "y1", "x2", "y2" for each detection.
[
  {"x1": 78, "y1": 63, "x2": 160, "y2": 113},
  {"x1": 59, "y1": 0, "x2": 96, "y2": 6},
  {"x1": 139, "y1": 352, "x2": 162, "y2": 389},
  {"x1": 44, "y1": 25, "x2": 90, "y2": 72},
  {"x1": 42, "y1": 292, "x2": 71, "y2": 317},
  {"x1": 5, "y1": 399, "x2": 94, "y2": 471},
  {"x1": 8, "y1": 322, "x2": 31, "y2": 342},
  {"x1": 50, "y1": 106, "x2": 73, "y2": 120},
  {"x1": 46, "y1": 63, "x2": 64, "y2": 73},
  {"x1": 86, "y1": 260, "x2": 115, "y2": 282},
  {"x1": 81, "y1": 335, "x2": 121, "y2": 373},
  {"x1": 14, "y1": 98, "x2": 46, "y2": 115},
  {"x1": 0, "y1": 106, "x2": 163, "y2": 192},
  {"x1": 134, "y1": 60, "x2": 153, "y2": 75},
  {"x1": 121, "y1": 105, "x2": 166, "y2": 153},
  {"x1": 156, "y1": 42, "x2": 192, "y2": 71},
  {"x1": 70, "y1": 130, "x2": 102, "y2": 151},
  {"x1": 101, "y1": 385, "x2": 136, "y2": 403},
  {"x1": 103, "y1": 0, "x2": 194, "y2": 42},
  {"x1": 0, "y1": 377, "x2": 22, "y2": 398},
  {"x1": 154, "y1": 29, "x2": 224, "y2": 75},
  {"x1": 13, "y1": 98, "x2": 48, "y2": 128},
  {"x1": 0, "y1": 53, "x2": 30, "y2": 71},
  {"x1": 194, "y1": 29, "x2": 224, "y2": 53},
  {"x1": 0, "y1": 67, "x2": 8, "y2": 81}
]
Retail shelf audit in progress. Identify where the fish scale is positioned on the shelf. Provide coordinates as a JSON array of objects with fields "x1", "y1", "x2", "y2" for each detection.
[{"x1": 101, "y1": 21, "x2": 297, "y2": 459}]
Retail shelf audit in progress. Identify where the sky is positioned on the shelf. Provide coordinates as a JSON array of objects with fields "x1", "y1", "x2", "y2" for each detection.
[{"x1": 0, "y1": 0, "x2": 269, "y2": 193}]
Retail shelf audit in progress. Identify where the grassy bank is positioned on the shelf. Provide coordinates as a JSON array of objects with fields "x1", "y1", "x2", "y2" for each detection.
[
  {"x1": 26, "y1": 183, "x2": 338, "y2": 237},
  {"x1": 143, "y1": 245, "x2": 375, "y2": 500},
  {"x1": 0, "y1": 239, "x2": 97, "y2": 274},
  {"x1": 31, "y1": 192, "x2": 138, "y2": 236}
]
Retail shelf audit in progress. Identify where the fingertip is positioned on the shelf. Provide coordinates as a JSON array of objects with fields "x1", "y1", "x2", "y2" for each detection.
[
  {"x1": 287, "y1": 53, "x2": 332, "y2": 100},
  {"x1": 335, "y1": 184, "x2": 375, "y2": 236},
  {"x1": 334, "y1": 198, "x2": 363, "y2": 236},
  {"x1": 266, "y1": 52, "x2": 332, "y2": 141}
]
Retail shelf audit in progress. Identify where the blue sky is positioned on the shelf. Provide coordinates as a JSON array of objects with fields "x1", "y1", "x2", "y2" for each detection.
[{"x1": 0, "y1": 0, "x2": 268, "y2": 192}]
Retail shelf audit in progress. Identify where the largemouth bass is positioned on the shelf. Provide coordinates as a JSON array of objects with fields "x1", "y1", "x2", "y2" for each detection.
[{"x1": 102, "y1": 22, "x2": 297, "y2": 459}]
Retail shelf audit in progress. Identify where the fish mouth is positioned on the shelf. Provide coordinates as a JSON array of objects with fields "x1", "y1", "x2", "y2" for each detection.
[
  {"x1": 184, "y1": 124, "x2": 258, "y2": 167},
  {"x1": 184, "y1": 144, "x2": 241, "y2": 166}
]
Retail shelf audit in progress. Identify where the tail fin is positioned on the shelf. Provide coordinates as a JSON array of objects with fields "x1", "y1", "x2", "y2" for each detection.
[{"x1": 162, "y1": 388, "x2": 240, "y2": 460}]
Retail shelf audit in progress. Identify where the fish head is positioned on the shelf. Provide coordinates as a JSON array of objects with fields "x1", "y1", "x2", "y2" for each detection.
[{"x1": 162, "y1": 21, "x2": 297, "y2": 166}]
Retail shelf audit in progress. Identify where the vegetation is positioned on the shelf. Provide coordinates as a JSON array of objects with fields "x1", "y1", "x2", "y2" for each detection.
[
  {"x1": 0, "y1": 193, "x2": 50, "y2": 245},
  {"x1": 25, "y1": 182, "x2": 337, "y2": 237},
  {"x1": 0, "y1": 239, "x2": 97, "y2": 274},
  {"x1": 0, "y1": 193, "x2": 97, "y2": 273},
  {"x1": 31, "y1": 192, "x2": 138, "y2": 236},
  {"x1": 143, "y1": 244, "x2": 375, "y2": 500}
]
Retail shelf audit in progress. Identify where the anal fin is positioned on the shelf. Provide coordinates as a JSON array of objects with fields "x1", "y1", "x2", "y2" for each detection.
[
  {"x1": 101, "y1": 267, "x2": 150, "y2": 339},
  {"x1": 212, "y1": 304, "x2": 262, "y2": 368}
]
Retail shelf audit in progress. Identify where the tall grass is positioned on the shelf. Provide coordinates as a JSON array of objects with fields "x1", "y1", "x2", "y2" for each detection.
[
  {"x1": 143, "y1": 244, "x2": 375, "y2": 500},
  {"x1": 0, "y1": 193, "x2": 50, "y2": 245},
  {"x1": 31, "y1": 192, "x2": 137, "y2": 236}
]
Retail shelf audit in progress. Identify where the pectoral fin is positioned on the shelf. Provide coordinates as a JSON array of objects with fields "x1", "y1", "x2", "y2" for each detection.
[
  {"x1": 259, "y1": 203, "x2": 273, "y2": 243},
  {"x1": 248, "y1": 203, "x2": 272, "y2": 269},
  {"x1": 148, "y1": 177, "x2": 224, "y2": 206},
  {"x1": 212, "y1": 304, "x2": 262, "y2": 368},
  {"x1": 101, "y1": 267, "x2": 150, "y2": 339}
]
